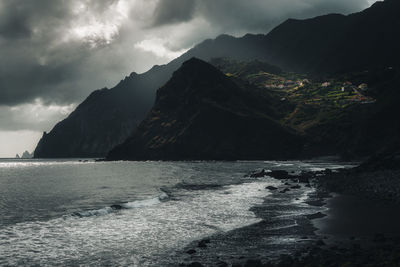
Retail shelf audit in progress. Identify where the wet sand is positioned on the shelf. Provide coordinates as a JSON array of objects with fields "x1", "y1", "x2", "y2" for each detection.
[{"x1": 314, "y1": 194, "x2": 400, "y2": 240}]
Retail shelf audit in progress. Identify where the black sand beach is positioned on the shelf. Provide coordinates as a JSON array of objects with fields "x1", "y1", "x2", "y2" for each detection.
[{"x1": 179, "y1": 165, "x2": 400, "y2": 267}]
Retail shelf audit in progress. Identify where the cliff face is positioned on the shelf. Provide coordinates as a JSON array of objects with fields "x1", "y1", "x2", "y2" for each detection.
[
  {"x1": 107, "y1": 58, "x2": 303, "y2": 161},
  {"x1": 34, "y1": 67, "x2": 170, "y2": 158},
  {"x1": 34, "y1": 51, "x2": 197, "y2": 158}
]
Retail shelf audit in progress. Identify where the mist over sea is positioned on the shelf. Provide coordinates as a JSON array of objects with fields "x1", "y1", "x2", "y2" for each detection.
[{"x1": 0, "y1": 159, "x2": 350, "y2": 266}]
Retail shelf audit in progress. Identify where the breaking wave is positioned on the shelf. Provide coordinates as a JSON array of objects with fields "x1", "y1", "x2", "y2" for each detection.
[{"x1": 72, "y1": 192, "x2": 169, "y2": 217}]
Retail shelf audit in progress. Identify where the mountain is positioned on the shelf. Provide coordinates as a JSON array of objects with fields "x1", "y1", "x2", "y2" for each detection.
[
  {"x1": 263, "y1": 0, "x2": 400, "y2": 74},
  {"x1": 107, "y1": 58, "x2": 303, "y2": 160},
  {"x1": 34, "y1": 0, "x2": 400, "y2": 158},
  {"x1": 34, "y1": 65, "x2": 173, "y2": 158},
  {"x1": 33, "y1": 36, "x2": 267, "y2": 158}
]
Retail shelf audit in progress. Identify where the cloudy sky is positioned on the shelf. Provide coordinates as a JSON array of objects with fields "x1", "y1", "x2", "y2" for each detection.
[{"x1": 0, "y1": 0, "x2": 377, "y2": 157}]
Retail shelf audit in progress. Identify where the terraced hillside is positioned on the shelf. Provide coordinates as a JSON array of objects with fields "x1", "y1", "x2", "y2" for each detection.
[{"x1": 211, "y1": 58, "x2": 394, "y2": 159}]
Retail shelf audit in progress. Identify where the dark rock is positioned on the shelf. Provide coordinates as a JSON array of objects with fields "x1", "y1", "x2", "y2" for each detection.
[
  {"x1": 316, "y1": 240, "x2": 326, "y2": 246},
  {"x1": 110, "y1": 204, "x2": 125, "y2": 210},
  {"x1": 297, "y1": 172, "x2": 312, "y2": 183},
  {"x1": 186, "y1": 249, "x2": 197, "y2": 255},
  {"x1": 244, "y1": 259, "x2": 263, "y2": 267},
  {"x1": 250, "y1": 169, "x2": 268, "y2": 178},
  {"x1": 186, "y1": 262, "x2": 204, "y2": 267},
  {"x1": 291, "y1": 185, "x2": 301, "y2": 189},
  {"x1": 198, "y1": 239, "x2": 211, "y2": 248},
  {"x1": 266, "y1": 186, "x2": 278, "y2": 191},
  {"x1": 280, "y1": 188, "x2": 291, "y2": 193},
  {"x1": 306, "y1": 212, "x2": 327, "y2": 220},
  {"x1": 268, "y1": 170, "x2": 290, "y2": 180},
  {"x1": 305, "y1": 200, "x2": 326, "y2": 207}
]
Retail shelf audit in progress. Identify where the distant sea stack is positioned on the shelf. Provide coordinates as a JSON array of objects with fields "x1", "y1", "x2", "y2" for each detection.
[
  {"x1": 107, "y1": 58, "x2": 303, "y2": 161},
  {"x1": 21, "y1": 151, "x2": 33, "y2": 159},
  {"x1": 15, "y1": 151, "x2": 33, "y2": 159}
]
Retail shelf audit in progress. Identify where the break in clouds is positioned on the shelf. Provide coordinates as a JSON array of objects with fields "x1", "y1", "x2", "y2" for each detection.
[{"x1": 0, "y1": 0, "x2": 373, "y2": 133}]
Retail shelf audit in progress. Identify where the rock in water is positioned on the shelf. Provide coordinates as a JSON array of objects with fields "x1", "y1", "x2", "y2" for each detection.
[
  {"x1": 21, "y1": 151, "x2": 33, "y2": 159},
  {"x1": 266, "y1": 186, "x2": 278, "y2": 191},
  {"x1": 250, "y1": 169, "x2": 268, "y2": 178},
  {"x1": 267, "y1": 170, "x2": 290, "y2": 179}
]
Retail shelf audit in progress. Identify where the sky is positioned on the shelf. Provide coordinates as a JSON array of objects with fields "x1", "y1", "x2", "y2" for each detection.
[{"x1": 0, "y1": 0, "x2": 377, "y2": 157}]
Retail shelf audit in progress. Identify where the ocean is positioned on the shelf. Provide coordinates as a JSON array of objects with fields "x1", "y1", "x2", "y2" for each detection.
[{"x1": 0, "y1": 159, "x2": 351, "y2": 266}]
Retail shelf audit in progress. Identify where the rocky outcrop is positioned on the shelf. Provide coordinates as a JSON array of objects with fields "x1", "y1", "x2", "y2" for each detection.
[
  {"x1": 21, "y1": 151, "x2": 33, "y2": 159},
  {"x1": 107, "y1": 58, "x2": 303, "y2": 161}
]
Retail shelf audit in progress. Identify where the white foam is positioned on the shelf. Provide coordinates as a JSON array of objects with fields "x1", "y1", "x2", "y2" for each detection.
[
  {"x1": 122, "y1": 193, "x2": 168, "y2": 209},
  {"x1": 75, "y1": 207, "x2": 113, "y2": 217},
  {"x1": 0, "y1": 160, "x2": 95, "y2": 169},
  {"x1": 74, "y1": 192, "x2": 170, "y2": 217},
  {"x1": 0, "y1": 180, "x2": 274, "y2": 266}
]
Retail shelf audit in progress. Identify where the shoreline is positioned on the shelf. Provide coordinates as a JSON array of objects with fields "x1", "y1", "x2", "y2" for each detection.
[
  {"x1": 179, "y1": 166, "x2": 400, "y2": 266},
  {"x1": 176, "y1": 171, "x2": 328, "y2": 266}
]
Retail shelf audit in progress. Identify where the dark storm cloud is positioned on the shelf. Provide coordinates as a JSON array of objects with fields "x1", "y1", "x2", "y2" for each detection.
[
  {"x1": 150, "y1": 0, "x2": 371, "y2": 33},
  {"x1": 152, "y1": 0, "x2": 197, "y2": 26},
  {"x1": 0, "y1": 0, "x2": 139, "y2": 107},
  {"x1": 0, "y1": 0, "x2": 71, "y2": 39},
  {"x1": 0, "y1": 11, "x2": 31, "y2": 39}
]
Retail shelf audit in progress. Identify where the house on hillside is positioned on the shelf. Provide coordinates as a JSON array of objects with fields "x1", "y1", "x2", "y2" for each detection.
[
  {"x1": 358, "y1": 83, "x2": 368, "y2": 91},
  {"x1": 321, "y1": 82, "x2": 331, "y2": 87}
]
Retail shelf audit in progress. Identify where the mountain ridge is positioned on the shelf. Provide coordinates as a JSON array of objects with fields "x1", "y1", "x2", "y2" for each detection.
[{"x1": 107, "y1": 58, "x2": 304, "y2": 160}]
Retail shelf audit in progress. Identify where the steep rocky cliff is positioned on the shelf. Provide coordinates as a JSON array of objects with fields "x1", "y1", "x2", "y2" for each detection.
[{"x1": 107, "y1": 58, "x2": 303, "y2": 160}]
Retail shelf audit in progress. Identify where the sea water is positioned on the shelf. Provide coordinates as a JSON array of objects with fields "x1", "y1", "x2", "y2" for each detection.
[{"x1": 0, "y1": 159, "x2": 350, "y2": 266}]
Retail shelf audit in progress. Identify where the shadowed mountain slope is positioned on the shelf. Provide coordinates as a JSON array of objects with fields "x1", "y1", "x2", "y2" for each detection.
[
  {"x1": 107, "y1": 58, "x2": 303, "y2": 160},
  {"x1": 263, "y1": 0, "x2": 400, "y2": 73}
]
